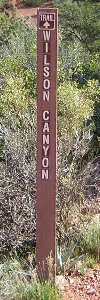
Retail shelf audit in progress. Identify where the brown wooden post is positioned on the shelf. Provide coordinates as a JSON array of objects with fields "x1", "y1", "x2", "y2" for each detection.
[{"x1": 36, "y1": 8, "x2": 58, "y2": 281}]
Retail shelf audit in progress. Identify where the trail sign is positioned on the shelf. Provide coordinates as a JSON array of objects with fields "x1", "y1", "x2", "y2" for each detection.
[
  {"x1": 39, "y1": 13, "x2": 55, "y2": 30},
  {"x1": 36, "y1": 8, "x2": 58, "y2": 280}
]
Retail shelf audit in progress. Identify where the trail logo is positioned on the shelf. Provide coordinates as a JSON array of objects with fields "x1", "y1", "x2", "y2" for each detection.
[{"x1": 39, "y1": 13, "x2": 55, "y2": 30}]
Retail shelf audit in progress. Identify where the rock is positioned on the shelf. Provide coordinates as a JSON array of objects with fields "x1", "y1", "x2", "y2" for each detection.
[
  {"x1": 15, "y1": 271, "x2": 32, "y2": 280},
  {"x1": 68, "y1": 278, "x2": 75, "y2": 284},
  {"x1": 0, "y1": 264, "x2": 4, "y2": 269},
  {"x1": 86, "y1": 285, "x2": 91, "y2": 289},
  {"x1": 86, "y1": 289, "x2": 96, "y2": 295},
  {"x1": 0, "y1": 264, "x2": 4, "y2": 280}
]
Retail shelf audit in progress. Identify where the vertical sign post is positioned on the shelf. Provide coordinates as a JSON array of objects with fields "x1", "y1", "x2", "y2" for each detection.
[{"x1": 37, "y1": 8, "x2": 58, "y2": 280}]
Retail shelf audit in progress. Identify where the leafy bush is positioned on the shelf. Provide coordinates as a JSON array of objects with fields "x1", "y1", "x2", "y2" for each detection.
[
  {"x1": 23, "y1": 0, "x2": 44, "y2": 7},
  {"x1": 0, "y1": 0, "x2": 10, "y2": 9},
  {"x1": 53, "y1": 0, "x2": 100, "y2": 53},
  {"x1": 0, "y1": 13, "x2": 37, "y2": 251},
  {"x1": 70, "y1": 255, "x2": 97, "y2": 275},
  {"x1": 58, "y1": 81, "x2": 94, "y2": 140},
  {"x1": 78, "y1": 217, "x2": 100, "y2": 260},
  {"x1": 15, "y1": 281, "x2": 61, "y2": 300},
  {"x1": 0, "y1": 13, "x2": 37, "y2": 69},
  {"x1": 0, "y1": 259, "x2": 61, "y2": 300}
]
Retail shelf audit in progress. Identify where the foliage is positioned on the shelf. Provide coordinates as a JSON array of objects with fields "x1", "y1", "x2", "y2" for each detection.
[
  {"x1": 14, "y1": 280, "x2": 60, "y2": 300},
  {"x1": 23, "y1": 0, "x2": 44, "y2": 7},
  {"x1": 0, "y1": 70, "x2": 37, "y2": 250},
  {"x1": 54, "y1": 0, "x2": 100, "y2": 53},
  {"x1": 58, "y1": 80, "x2": 94, "y2": 140},
  {"x1": 55, "y1": 0, "x2": 100, "y2": 257},
  {"x1": 0, "y1": 73, "x2": 36, "y2": 121},
  {"x1": 0, "y1": 12, "x2": 37, "y2": 251},
  {"x1": 60, "y1": 215, "x2": 99, "y2": 273},
  {"x1": 0, "y1": 0, "x2": 10, "y2": 9},
  {"x1": 0, "y1": 12, "x2": 37, "y2": 69},
  {"x1": 79, "y1": 217, "x2": 100, "y2": 259},
  {"x1": 0, "y1": 1, "x2": 100, "y2": 271},
  {"x1": 74, "y1": 255, "x2": 97, "y2": 275},
  {"x1": 0, "y1": 259, "x2": 61, "y2": 300}
]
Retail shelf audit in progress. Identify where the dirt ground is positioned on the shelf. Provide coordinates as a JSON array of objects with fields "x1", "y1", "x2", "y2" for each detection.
[
  {"x1": 56, "y1": 266, "x2": 100, "y2": 300},
  {"x1": 5, "y1": 1, "x2": 53, "y2": 26}
]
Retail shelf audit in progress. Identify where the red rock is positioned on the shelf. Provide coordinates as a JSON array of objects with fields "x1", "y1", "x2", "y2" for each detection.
[{"x1": 86, "y1": 289, "x2": 96, "y2": 295}]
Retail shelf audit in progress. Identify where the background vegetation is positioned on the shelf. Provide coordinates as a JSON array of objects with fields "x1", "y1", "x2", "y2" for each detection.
[{"x1": 0, "y1": 0, "x2": 100, "y2": 281}]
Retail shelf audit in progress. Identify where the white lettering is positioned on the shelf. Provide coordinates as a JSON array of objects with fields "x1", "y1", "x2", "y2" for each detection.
[
  {"x1": 40, "y1": 19, "x2": 53, "y2": 180},
  {"x1": 42, "y1": 157, "x2": 49, "y2": 168},
  {"x1": 44, "y1": 54, "x2": 50, "y2": 66},
  {"x1": 43, "y1": 90, "x2": 50, "y2": 101},
  {"x1": 41, "y1": 14, "x2": 54, "y2": 22},
  {"x1": 43, "y1": 30, "x2": 50, "y2": 41},
  {"x1": 43, "y1": 134, "x2": 49, "y2": 145},
  {"x1": 43, "y1": 145, "x2": 49, "y2": 156},
  {"x1": 42, "y1": 169, "x2": 49, "y2": 180},
  {"x1": 45, "y1": 42, "x2": 49, "y2": 53},
  {"x1": 41, "y1": 15, "x2": 47, "y2": 22},
  {"x1": 43, "y1": 79, "x2": 50, "y2": 89},
  {"x1": 43, "y1": 122, "x2": 50, "y2": 133},
  {"x1": 43, "y1": 66, "x2": 50, "y2": 77},
  {"x1": 43, "y1": 110, "x2": 49, "y2": 121},
  {"x1": 47, "y1": 14, "x2": 54, "y2": 21}
]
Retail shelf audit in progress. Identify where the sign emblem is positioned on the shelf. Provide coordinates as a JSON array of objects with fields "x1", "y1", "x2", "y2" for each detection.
[{"x1": 39, "y1": 13, "x2": 55, "y2": 30}]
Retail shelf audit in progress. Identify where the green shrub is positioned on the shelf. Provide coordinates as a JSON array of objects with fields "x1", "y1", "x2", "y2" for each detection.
[
  {"x1": 0, "y1": 259, "x2": 61, "y2": 300},
  {"x1": 0, "y1": 0, "x2": 10, "y2": 9},
  {"x1": 75, "y1": 255, "x2": 97, "y2": 275},
  {"x1": 79, "y1": 218, "x2": 100, "y2": 260},
  {"x1": 15, "y1": 281, "x2": 61, "y2": 300},
  {"x1": 23, "y1": 0, "x2": 44, "y2": 7}
]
